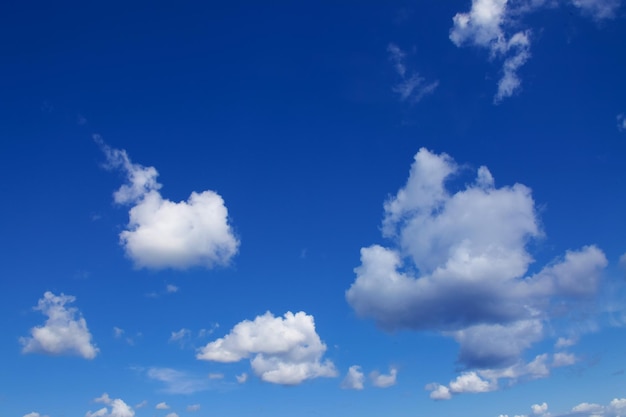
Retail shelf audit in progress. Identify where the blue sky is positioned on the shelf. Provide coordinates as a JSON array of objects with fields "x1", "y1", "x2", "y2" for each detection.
[{"x1": 1, "y1": 1, "x2": 626, "y2": 416}]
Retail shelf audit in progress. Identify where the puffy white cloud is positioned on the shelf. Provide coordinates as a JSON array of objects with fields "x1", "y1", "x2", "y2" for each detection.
[
  {"x1": 98, "y1": 137, "x2": 239, "y2": 270},
  {"x1": 341, "y1": 366, "x2": 365, "y2": 390},
  {"x1": 347, "y1": 148, "x2": 607, "y2": 389},
  {"x1": 146, "y1": 367, "x2": 210, "y2": 394},
  {"x1": 532, "y1": 402, "x2": 549, "y2": 414},
  {"x1": 427, "y1": 372, "x2": 494, "y2": 400},
  {"x1": 370, "y1": 367, "x2": 398, "y2": 388},
  {"x1": 387, "y1": 43, "x2": 439, "y2": 103},
  {"x1": 20, "y1": 292, "x2": 98, "y2": 359},
  {"x1": 95, "y1": 393, "x2": 112, "y2": 404},
  {"x1": 197, "y1": 311, "x2": 337, "y2": 385},
  {"x1": 86, "y1": 397, "x2": 134, "y2": 417},
  {"x1": 186, "y1": 404, "x2": 201, "y2": 412},
  {"x1": 236, "y1": 373, "x2": 248, "y2": 384},
  {"x1": 155, "y1": 402, "x2": 169, "y2": 410}
]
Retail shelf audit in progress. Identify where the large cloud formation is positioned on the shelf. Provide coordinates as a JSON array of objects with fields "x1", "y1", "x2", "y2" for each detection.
[
  {"x1": 98, "y1": 136, "x2": 239, "y2": 270},
  {"x1": 346, "y1": 148, "x2": 606, "y2": 374},
  {"x1": 450, "y1": 0, "x2": 621, "y2": 102},
  {"x1": 197, "y1": 311, "x2": 337, "y2": 385},
  {"x1": 20, "y1": 292, "x2": 98, "y2": 359}
]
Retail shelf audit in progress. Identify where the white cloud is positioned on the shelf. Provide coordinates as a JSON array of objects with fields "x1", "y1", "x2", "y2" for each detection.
[
  {"x1": 146, "y1": 367, "x2": 210, "y2": 394},
  {"x1": 197, "y1": 311, "x2": 337, "y2": 385},
  {"x1": 341, "y1": 366, "x2": 365, "y2": 390},
  {"x1": 166, "y1": 284, "x2": 179, "y2": 293},
  {"x1": 134, "y1": 401, "x2": 147, "y2": 409},
  {"x1": 370, "y1": 367, "x2": 398, "y2": 388},
  {"x1": 347, "y1": 148, "x2": 607, "y2": 380},
  {"x1": 23, "y1": 413, "x2": 47, "y2": 417},
  {"x1": 165, "y1": 413, "x2": 179, "y2": 417},
  {"x1": 552, "y1": 352, "x2": 577, "y2": 367},
  {"x1": 95, "y1": 393, "x2": 112, "y2": 404},
  {"x1": 236, "y1": 373, "x2": 248, "y2": 384},
  {"x1": 555, "y1": 336, "x2": 578, "y2": 348},
  {"x1": 449, "y1": 0, "x2": 620, "y2": 102},
  {"x1": 532, "y1": 402, "x2": 549, "y2": 414},
  {"x1": 113, "y1": 327, "x2": 124, "y2": 338},
  {"x1": 618, "y1": 114, "x2": 626, "y2": 132},
  {"x1": 169, "y1": 328, "x2": 191, "y2": 344},
  {"x1": 155, "y1": 402, "x2": 169, "y2": 410},
  {"x1": 86, "y1": 398, "x2": 134, "y2": 417},
  {"x1": 97, "y1": 137, "x2": 239, "y2": 270},
  {"x1": 186, "y1": 404, "x2": 201, "y2": 412},
  {"x1": 208, "y1": 373, "x2": 224, "y2": 380},
  {"x1": 387, "y1": 43, "x2": 439, "y2": 103},
  {"x1": 427, "y1": 372, "x2": 494, "y2": 400},
  {"x1": 20, "y1": 292, "x2": 98, "y2": 359},
  {"x1": 426, "y1": 383, "x2": 452, "y2": 400},
  {"x1": 571, "y1": 0, "x2": 621, "y2": 19}
]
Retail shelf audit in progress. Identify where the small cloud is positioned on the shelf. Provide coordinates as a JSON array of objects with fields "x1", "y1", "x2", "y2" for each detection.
[
  {"x1": 97, "y1": 137, "x2": 239, "y2": 270},
  {"x1": 165, "y1": 413, "x2": 179, "y2": 417},
  {"x1": 77, "y1": 114, "x2": 87, "y2": 125},
  {"x1": 135, "y1": 400, "x2": 147, "y2": 409},
  {"x1": 370, "y1": 367, "x2": 398, "y2": 388},
  {"x1": 531, "y1": 402, "x2": 548, "y2": 415},
  {"x1": 552, "y1": 352, "x2": 577, "y2": 367},
  {"x1": 166, "y1": 284, "x2": 179, "y2": 293},
  {"x1": 155, "y1": 402, "x2": 169, "y2": 410},
  {"x1": 186, "y1": 404, "x2": 201, "y2": 412},
  {"x1": 341, "y1": 366, "x2": 364, "y2": 390},
  {"x1": 387, "y1": 43, "x2": 438, "y2": 103},
  {"x1": 20, "y1": 292, "x2": 98, "y2": 359},
  {"x1": 618, "y1": 114, "x2": 626, "y2": 131},
  {"x1": 236, "y1": 373, "x2": 248, "y2": 384},
  {"x1": 208, "y1": 373, "x2": 224, "y2": 380},
  {"x1": 555, "y1": 337, "x2": 577, "y2": 348},
  {"x1": 113, "y1": 327, "x2": 125, "y2": 338},
  {"x1": 146, "y1": 367, "x2": 211, "y2": 394},
  {"x1": 94, "y1": 393, "x2": 112, "y2": 404},
  {"x1": 169, "y1": 328, "x2": 192, "y2": 346}
]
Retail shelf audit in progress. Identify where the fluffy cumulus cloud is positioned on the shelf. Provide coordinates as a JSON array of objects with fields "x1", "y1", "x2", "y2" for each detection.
[
  {"x1": 341, "y1": 365, "x2": 365, "y2": 390},
  {"x1": 370, "y1": 367, "x2": 398, "y2": 388},
  {"x1": 449, "y1": 0, "x2": 621, "y2": 102},
  {"x1": 97, "y1": 136, "x2": 239, "y2": 270},
  {"x1": 347, "y1": 148, "x2": 607, "y2": 394},
  {"x1": 155, "y1": 402, "x2": 169, "y2": 410},
  {"x1": 532, "y1": 402, "x2": 549, "y2": 414},
  {"x1": 20, "y1": 292, "x2": 98, "y2": 359},
  {"x1": 197, "y1": 311, "x2": 337, "y2": 385},
  {"x1": 85, "y1": 395, "x2": 134, "y2": 417},
  {"x1": 387, "y1": 43, "x2": 439, "y2": 103}
]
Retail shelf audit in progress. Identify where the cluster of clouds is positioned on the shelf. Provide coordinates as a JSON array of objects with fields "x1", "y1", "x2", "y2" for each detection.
[
  {"x1": 499, "y1": 397, "x2": 626, "y2": 417},
  {"x1": 346, "y1": 148, "x2": 607, "y2": 397},
  {"x1": 449, "y1": 0, "x2": 621, "y2": 102},
  {"x1": 20, "y1": 292, "x2": 98, "y2": 359},
  {"x1": 97, "y1": 136, "x2": 239, "y2": 270},
  {"x1": 197, "y1": 311, "x2": 337, "y2": 385},
  {"x1": 86, "y1": 393, "x2": 135, "y2": 417},
  {"x1": 340, "y1": 366, "x2": 398, "y2": 390}
]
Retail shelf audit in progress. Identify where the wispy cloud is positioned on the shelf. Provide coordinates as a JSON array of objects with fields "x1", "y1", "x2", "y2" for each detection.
[
  {"x1": 146, "y1": 367, "x2": 212, "y2": 394},
  {"x1": 387, "y1": 43, "x2": 439, "y2": 103}
]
